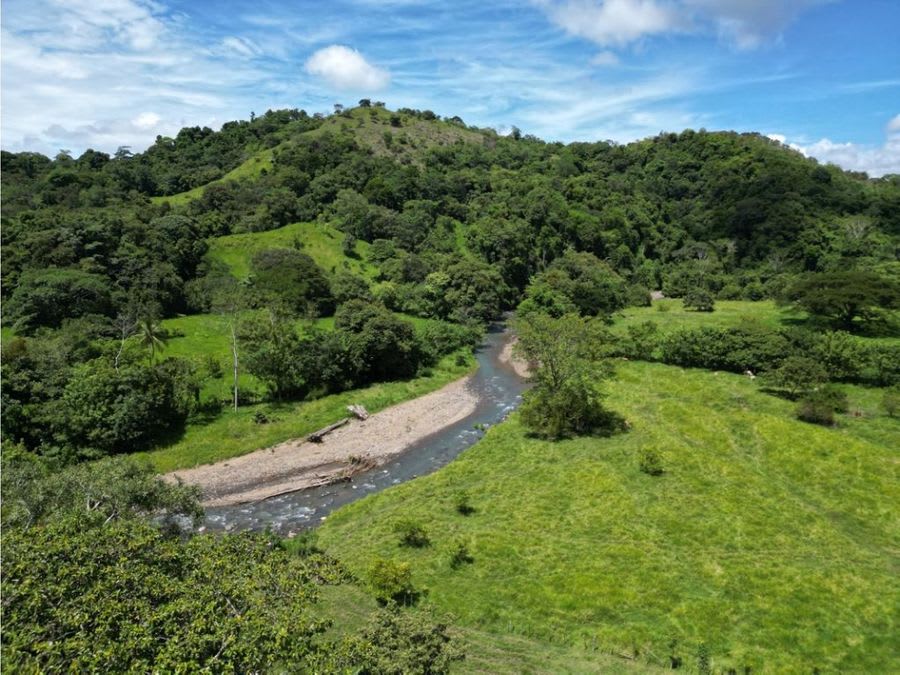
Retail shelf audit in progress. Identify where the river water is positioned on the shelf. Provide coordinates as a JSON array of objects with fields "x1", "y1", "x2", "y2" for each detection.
[{"x1": 201, "y1": 324, "x2": 527, "y2": 535}]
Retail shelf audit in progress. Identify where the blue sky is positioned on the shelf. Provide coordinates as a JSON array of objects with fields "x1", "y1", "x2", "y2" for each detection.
[{"x1": 2, "y1": 0, "x2": 898, "y2": 175}]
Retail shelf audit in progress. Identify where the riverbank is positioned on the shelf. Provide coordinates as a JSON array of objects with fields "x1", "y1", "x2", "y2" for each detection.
[
  {"x1": 167, "y1": 375, "x2": 478, "y2": 506},
  {"x1": 498, "y1": 337, "x2": 532, "y2": 378}
]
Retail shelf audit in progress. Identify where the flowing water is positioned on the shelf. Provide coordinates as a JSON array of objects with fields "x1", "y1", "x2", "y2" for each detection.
[{"x1": 201, "y1": 324, "x2": 527, "y2": 535}]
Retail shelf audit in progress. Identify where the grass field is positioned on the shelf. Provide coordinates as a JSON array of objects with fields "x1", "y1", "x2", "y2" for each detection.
[
  {"x1": 316, "y1": 360, "x2": 899, "y2": 672},
  {"x1": 206, "y1": 220, "x2": 375, "y2": 281},
  {"x1": 616, "y1": 298, "x2": 900, "y2": 346}
]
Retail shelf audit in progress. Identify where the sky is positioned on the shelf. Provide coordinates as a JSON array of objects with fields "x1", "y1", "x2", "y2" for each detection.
[{"x1": 2, "y1": 0, "x2": 898, "y2": 176}]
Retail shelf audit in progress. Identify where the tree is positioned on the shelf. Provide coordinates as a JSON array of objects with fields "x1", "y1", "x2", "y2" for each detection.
[
  {"x1": 6, "y1": 268, "x2": 114, "y2": 332},
  {"x1": 683, "y1": 286, "x2": 715, "y2": 312},
  {"x1": 784, "y1": 271, "x2": 900, "y2": 330},
  {"x1": 250, "y1": 248, "x2": 334, "y2": 316},
  {"x1": 519, "y1": 251, "x2": 626, "y2": 318},
  {"x1": 137, "y1": 317, "x2": 168, "y2": 365},
  {"x1": 513, "y1": 312, "x2": 621, "y2": 439},
  {"x1": 762, "y1": 356, "x2": 828, "y2": 397}
]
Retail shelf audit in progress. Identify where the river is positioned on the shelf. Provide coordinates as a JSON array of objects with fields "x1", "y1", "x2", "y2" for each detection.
[{"x1": 200, "y1": 324, "x2": 527, "y2": 535}]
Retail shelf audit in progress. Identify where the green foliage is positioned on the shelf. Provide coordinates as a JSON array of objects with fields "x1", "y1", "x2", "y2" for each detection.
[
  {"x1": 393, "y1": 519, "x2": 431, "y2": 548},
  {"x1": 1, "y1": 453, "x2": 202, "y2": 529},
  {"x1": 6, "y1": 268, "x2": 114, "y2": 332},
  {"x1": 55, "y1": 358, "x2": 196, "y2": 458},
  {"x1": 319, "y1": 361, "x2": 899, "y2": 673},
  {"x1": 796, "y1": 386, "x2": 849, "y2": 426},
  {"x1": 638, "y1": 447, "x2": 664, "y2": 476},
  {"x1": 519, "y1": 250, "x2": 626, "y2": 318},
  {"x1": 784, "y1": 271, "x2": 900, "y2": 330},
  {"x1": 763, "y1": 356, "x2": 829, "y2": 397},
  {"x1": 454, "y1": 491, "x2": 475, "y2": 515},
  {"x1": 329, "y1": 606, "x2": 463, "y2": 674},
  {"x1": 449, "y1": 540, "x2": 475, "y2": 569},
  {"x1": 250, "y1": 247, "x2": 334, "y2": 315},
  {"x1": 514, "y1": 312, "x2": 622, "y2": 439},
  {"x1": 2, "y1": 518, "x2": 339, "y2": 672},
  {"x1": 367, "y1": 558, "x2": 419, "y2": 605},
  {"x1": 682, "y1": 286, "x2": 716, "y2": 312},
  {"x1": 882, "y1": 386, "x2": 900, "y2": 417}
]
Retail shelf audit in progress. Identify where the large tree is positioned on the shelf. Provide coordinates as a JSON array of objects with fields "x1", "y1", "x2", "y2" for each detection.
[
  {"x1": 784, "y1": 271, "x2": 900, "y2": 330},
  {"x1": 513, "y1": 312, "x2": 621, "y2": 439}
]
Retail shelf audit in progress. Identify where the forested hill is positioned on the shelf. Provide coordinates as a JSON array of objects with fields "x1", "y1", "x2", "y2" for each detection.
[{"x1": 2, "y1": 103, "x2": 898, "y2": 330}]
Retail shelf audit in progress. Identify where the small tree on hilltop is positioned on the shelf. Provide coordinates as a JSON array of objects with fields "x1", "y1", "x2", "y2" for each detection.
[{"x1": 513, "y1": 312, "x2": 623, "y2": 440}]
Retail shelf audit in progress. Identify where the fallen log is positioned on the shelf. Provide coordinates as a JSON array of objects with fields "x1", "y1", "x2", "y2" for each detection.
[
  {"x1": 307, "y1": 417, "x2": 350, "y2": 443},
  {"x1": 347, "y1": 404, "x2": 369, "y2": 420}
]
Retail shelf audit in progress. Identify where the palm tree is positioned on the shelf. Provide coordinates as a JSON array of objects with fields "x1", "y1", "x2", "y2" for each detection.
[{"x1": 138, "y1": 318, "x2": 168, "y2": 365}]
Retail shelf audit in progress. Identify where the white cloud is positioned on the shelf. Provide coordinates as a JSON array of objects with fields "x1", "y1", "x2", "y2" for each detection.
[
  {"x1": 683, "y1": 0, "x2": 833, "y2": 49},
  {"x1": 773, "y1": 115, "x2": 900, "y2": 178},
  {"x1": 538, "y1": 0, "x2": 830, "y2": 50},
  {"x1": 305, "y1": 45, "x2": 390, "y2": 91},
  {"x1": 539, "y1": 0, "x2": 683, "y2": 48},
  {"x1": 132, "y1": 111, "x2": 161, "y2": 129}
]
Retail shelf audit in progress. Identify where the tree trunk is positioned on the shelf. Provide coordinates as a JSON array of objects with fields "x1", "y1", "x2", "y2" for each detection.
[{"x1": 230, "y1": 320, "x2": 239, "y2": 412}]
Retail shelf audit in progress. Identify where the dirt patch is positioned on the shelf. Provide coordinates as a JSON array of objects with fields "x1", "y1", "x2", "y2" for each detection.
[{"x1": 166, "y1": 376, "x2": 478, "y2": 506}]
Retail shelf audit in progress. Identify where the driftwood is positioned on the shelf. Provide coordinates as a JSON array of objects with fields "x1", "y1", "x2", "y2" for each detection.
[
  {"x1": 347, "y1": 404, "x2": 369, "y2": 420},
  {"x1": 307, "y1": 418, "x2": 350, "y2": 443}
]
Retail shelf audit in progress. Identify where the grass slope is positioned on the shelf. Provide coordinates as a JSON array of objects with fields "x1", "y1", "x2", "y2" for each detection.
[
  {"x1": 206, "y1": 220, "x2": 375, "y2": 280},
  {"x1": 317, "y1": 362, "x2": 899, "y2": 672},
  {"x1": 150, "y1": 146, "x2": 276, "y2": 207}
]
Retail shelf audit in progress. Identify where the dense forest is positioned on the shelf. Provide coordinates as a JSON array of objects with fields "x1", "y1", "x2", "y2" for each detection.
[{"x1": 3, "y1": 104, "x2": 899, "y2": 671}]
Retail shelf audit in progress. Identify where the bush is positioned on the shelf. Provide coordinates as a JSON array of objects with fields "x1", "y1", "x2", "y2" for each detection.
[
  {"x1": 683, "y1": 287, "x2": 715, "y2": 312},
  {"x1": 367, "y1": 558, "x2": 419, "y2": 605},
  {"x1": 626, "y1": 283, "x2": 652, "y2": 307},
  {"x1": 796, "y1": 386, "x2": 848, "y2": 426},
  {"x1": 882, "y1": 386, "x2": 900, "y2": 417},
  {"x1": 519, "y1": 378, "x2": 624, "y2": 440},
  {"x1": 454, "y1": 491, "x2": 475, "y2": 515},
  {"x1": 660, "y1": 326, "x2": 790, "y2": 374},
  {"x1": 762, "y1": 356, "x2": 829, "y2": 397},
  {"x1": 449, "y1": 541, "x2": 475, "y2": 569},
  {"x1": 393, "y1": 519, "x2": 430, "y2": 548},
  {"x1": 639, "y1": 448, "x2": 664, "y2": 476},
  {"x1": 618, "y1": 320, "x2": 659, "y2": 360},
  {"x1": 417, "y1": 321, "x2": 480, "y2": 366}
]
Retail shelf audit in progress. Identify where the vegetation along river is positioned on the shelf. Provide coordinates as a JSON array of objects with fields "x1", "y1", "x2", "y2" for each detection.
[{"x1": 202, "y1": 324, "x2": 527, "y2": 535}]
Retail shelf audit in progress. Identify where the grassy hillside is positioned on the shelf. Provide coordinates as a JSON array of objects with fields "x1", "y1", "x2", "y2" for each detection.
[
  {"x1": 207, "y1": 220, "x2": 376, "y2": 280},
  {"x1": 317, "y1": 365, "x2": 899, "y2": 672},
  {"x1": 150, "y1": 146, "x2": 277, "y2": 207},
  {"x1": 309, "y1": 106, "x2": 490, "y2": 163},
  {"x1": 616, "y1": 299, "x2": 900, "y2": 345}
]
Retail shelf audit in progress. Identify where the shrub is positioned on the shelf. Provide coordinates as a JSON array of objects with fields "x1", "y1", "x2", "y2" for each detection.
[
  {"x1": 367, "y1": 558, "x2": 419, "y2": 605},
  {"x1": 762, "y1": 356, "x2": 829, "y2": 397},
  {"x1": 626, "y1": 283, "x2": 652, "y2": 307},
  {"x1": 660, "y1": 326, "x2": 790, "y2": 374},
  {"x1": 393, "y1": 519, "x2": 430, "y2": 548},
  {"x1": 683, "y1": 287, "x2": 715, "y2": 312},
  {"x1": 639, "y1": 448, "x2": 664, "y2": 476},
  {"x1": 519, "y1": 378, "x2": 624, "y2": 440},
  {"x1": 796, "y1": 386, "x2": 848, "y2": 426},
  {"x1": 454, "y1": 491, "x2": 475, "y2": 515},
  {"x1": 449, "y1": 541, "x2": 475, "y2": 569},
  {"x1": 619, "y1": 320, "x2": 659, "y2": 360},
  {"x1": 882, "y1": 386, "x2": 900, "y2": 417}
]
